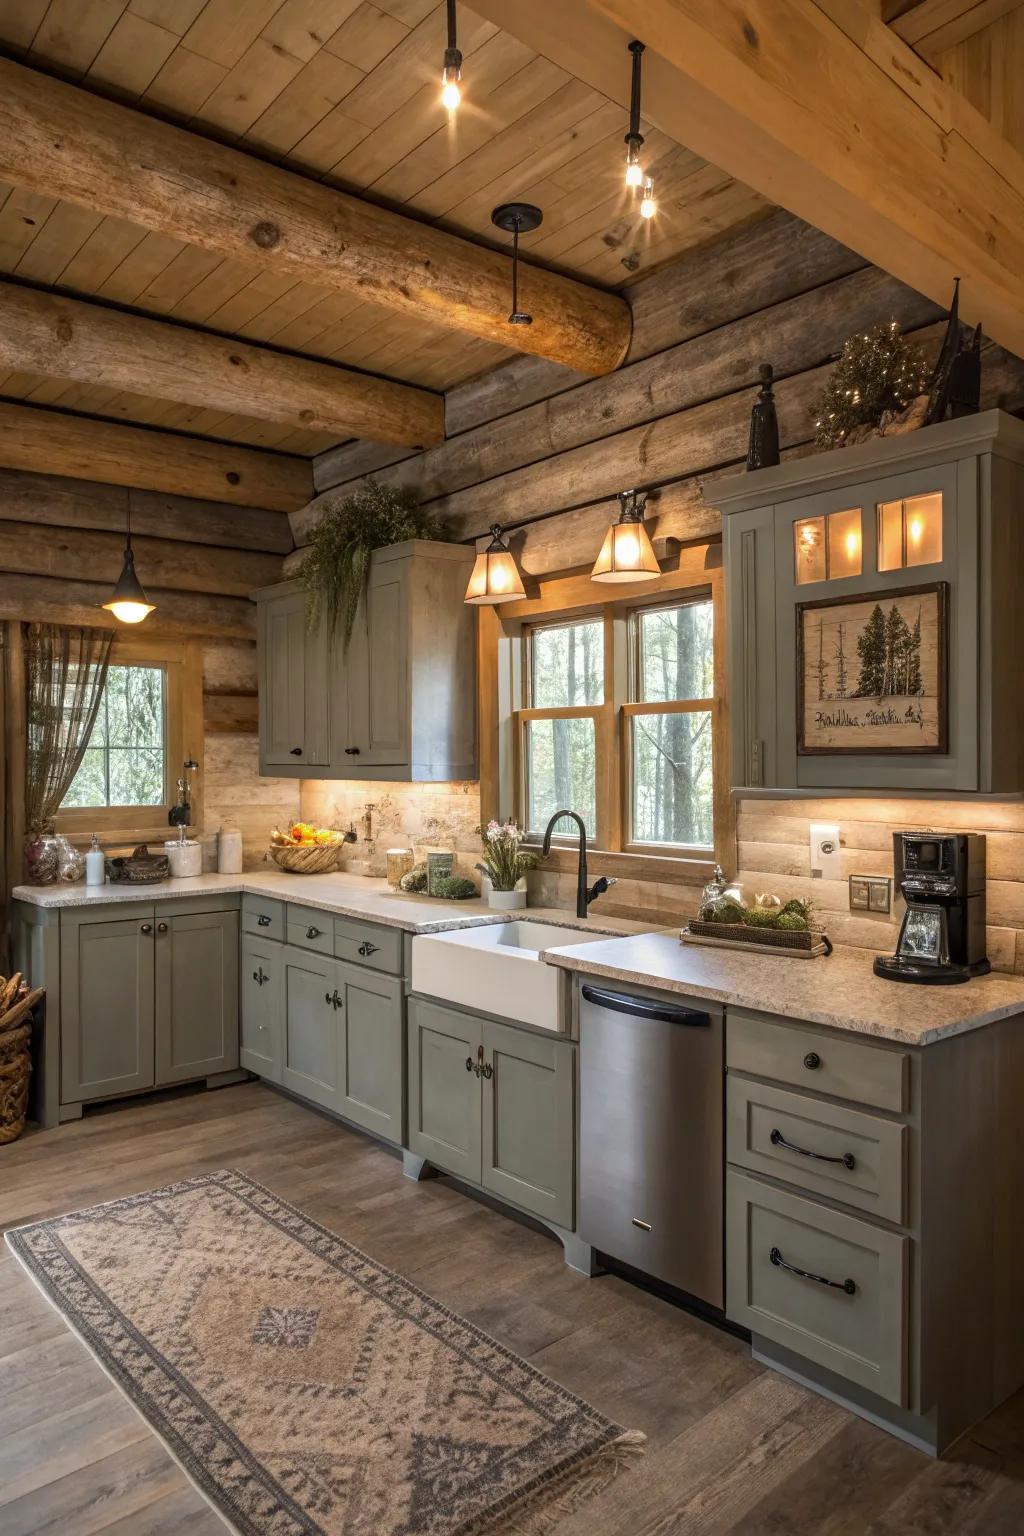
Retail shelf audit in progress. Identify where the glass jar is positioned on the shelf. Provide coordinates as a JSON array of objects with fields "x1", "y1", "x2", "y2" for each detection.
[
  {"x1": 386, "y1": 848, "x2": 415, "y2": 891},
  {"x1": 56, "y1": 835, "x2": 86, "y2": 884},
  {"x1": 23, "y1": 833, "x2": 61, "y2": 885}
]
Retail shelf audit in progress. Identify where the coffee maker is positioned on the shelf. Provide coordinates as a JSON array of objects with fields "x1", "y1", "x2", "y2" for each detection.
[{"x1": 874, "y1": 832, "x2": 990, "y2": 985}]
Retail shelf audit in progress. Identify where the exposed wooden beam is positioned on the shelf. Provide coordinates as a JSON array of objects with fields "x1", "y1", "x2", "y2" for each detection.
[
  {"x1": 0, "y1": 58, "x2": 631, "y2": 378},
  {"x1": 0, "y1": 402, "x2": 311, "y2": 512},
  {"x1": 889, "y1": 0, "x2": 1024, "y2": 56},
  {"x1": 0, "y1": 574, "x2": 253, "y2": 639},
  {"x1": 470, "y1": 0, "x2": 1024, "y2": 358},
  {"x1": 0, "y1": 282, "x2": 442, "y2": 451}
]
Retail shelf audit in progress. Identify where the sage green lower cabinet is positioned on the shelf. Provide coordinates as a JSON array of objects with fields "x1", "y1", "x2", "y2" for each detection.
[
  {"x1": 60, "y1": 910, "x2": 156, "y2": 1104},
  {"x1": 155, "y1": 911, "x2": 239, "y2": 1086},
  {"x1": 407, "y1": 998, "x2": 482, "y2": 1182},
  {"x1": 336, "y1": 962, "x2": 403, "y2": 1142},
  {"x1": 481, "y1": 1019, "x2": 574, "y2": 1229},
  {"x1": 282, "y1": 945, "x2": 339, "y2": 1112},
  {"x1": 240, "y1": 933, "x2": 283, "y2": 1082}
]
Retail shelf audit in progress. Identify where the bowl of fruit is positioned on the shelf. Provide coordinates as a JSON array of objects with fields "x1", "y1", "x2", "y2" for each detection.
[{"x1": 267, "y1": 823, "x2": 353, "y2": 874}]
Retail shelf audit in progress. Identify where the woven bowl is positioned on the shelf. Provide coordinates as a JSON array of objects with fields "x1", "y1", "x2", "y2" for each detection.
[{"x1": 268, "y1": 843, "x2": 349, "y2": 875}]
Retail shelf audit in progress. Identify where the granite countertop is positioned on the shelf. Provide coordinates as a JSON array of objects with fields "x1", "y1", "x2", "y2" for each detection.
[
  {"x1": 9, "y1": 870, "x2": 648, "y2": 940},
  {"x1": 542, "y1": 930, "x2": 1024, "y2": 1046}
]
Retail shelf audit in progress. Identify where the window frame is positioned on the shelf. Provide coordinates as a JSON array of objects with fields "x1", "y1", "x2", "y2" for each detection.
[
  {"x1": 482, "y1": 548, "x2": 732, "y2": 886},
  {"x1": 55, "y1": 635, "x2": 204, "y2": 847}
]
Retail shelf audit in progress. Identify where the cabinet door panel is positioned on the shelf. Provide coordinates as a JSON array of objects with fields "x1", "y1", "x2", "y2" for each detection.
[
  {"x1": 155, "y1": 912, "x2": 239, "y2": 1086},
  {"x1": 338, "y1": 962, "x2": 403, "y2": 1142},
  {"x1": 481, "y1": 1020, "x2": 574, "y2": 1228},
  {"x1": 60, "y1": 915, "x2": 155, "y2": 1104},
  {"x1": 341, "y1": 565, "x2": 409, "y2": 769},
  {"x1": 407, "y1": 998, "x2": 481, "y2": 1180},
  {"x1": 282, "y1": 947, "x2": 339, "y2": 1111},
  {"x1": 259, "y1": 589, "x2": 328, "y2": 768},
  {"x1": 241, "y1": 934, "x2": 283, "y2": 1082}
]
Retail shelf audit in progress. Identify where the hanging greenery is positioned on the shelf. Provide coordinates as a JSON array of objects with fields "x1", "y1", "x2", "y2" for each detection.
[
  {"x1": 300, "y1": 479, "x2": 446, "y2": 647},
  {"x1": 813, "y1": 320, "x2": 928, "y2": 449}
]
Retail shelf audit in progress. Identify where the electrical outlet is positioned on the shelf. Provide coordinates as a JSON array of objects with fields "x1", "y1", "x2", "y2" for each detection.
[
  {"x1": 849, "y1": 875, "x2": 892, "y2": 914},
  {"x1": 809, "y1": 822, "x2": 841, "y2": 881}
]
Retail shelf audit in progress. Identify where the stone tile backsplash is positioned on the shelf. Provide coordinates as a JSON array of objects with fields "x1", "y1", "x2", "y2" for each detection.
[{"x1": 299, "y1": 780, "x2": 483, "y2": 881}]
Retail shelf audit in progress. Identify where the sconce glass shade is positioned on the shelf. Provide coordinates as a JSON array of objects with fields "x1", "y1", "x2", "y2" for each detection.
[
  {"x1": 102, "y1": 542, "x2": 154, "y2": 624},
  {"x1": 464, "y1": 525, "x2": 526, "y2": 604},
  {"x1": 591, "y1": 494, "x2": 659, "y2": 583}
]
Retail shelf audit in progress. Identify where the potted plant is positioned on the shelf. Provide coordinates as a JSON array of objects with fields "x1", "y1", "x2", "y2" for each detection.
[
  {"x1": 300, "y1": 479, "x2": 446, "y2": 647},
  {"x1": 476, "y1": 820, "x2": 540, "y2": 910}
]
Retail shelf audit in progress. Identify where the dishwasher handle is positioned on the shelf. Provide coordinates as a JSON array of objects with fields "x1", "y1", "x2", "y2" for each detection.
[{"x1": 580, "y1": 983, "x2": 711, "y2": 1027}]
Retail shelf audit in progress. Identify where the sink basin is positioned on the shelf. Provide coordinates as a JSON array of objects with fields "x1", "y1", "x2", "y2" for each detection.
[{"x1": 410, "y1": 919, "x2": 611, "y2": 1031}]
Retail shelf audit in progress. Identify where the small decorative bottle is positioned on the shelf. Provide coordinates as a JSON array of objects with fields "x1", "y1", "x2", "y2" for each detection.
[
  {"x1": 85, "y1": 835, "x2": 106, "y2": 888},
  {"x1": 747, "y1": 362, "x2": 780, "y2": 470}
]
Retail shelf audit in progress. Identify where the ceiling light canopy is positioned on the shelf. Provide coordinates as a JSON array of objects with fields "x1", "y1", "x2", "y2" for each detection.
[
  {"x1": 491, "y1": 202, "x2": 542, "y2": 327},
  {"x1": 441, "y1": 0, "x2": 462, "y2": 112},
  {"x1": 591, "y1": 490, "x2": 659, "y2": 583},
  {"x1": 464, "y1": 524, "x2": 527, "y2": 604},
  {"x1": 102, "y1": 511, "x2": 155, "y2": 623}
]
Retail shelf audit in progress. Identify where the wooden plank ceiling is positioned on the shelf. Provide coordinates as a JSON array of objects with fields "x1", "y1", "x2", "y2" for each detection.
[{"x1": 0, "y1": 0, "x2": 768, "y2": 459}]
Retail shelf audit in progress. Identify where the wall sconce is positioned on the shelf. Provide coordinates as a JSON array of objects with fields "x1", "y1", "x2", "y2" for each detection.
[
  {"x1": 441, "y1": 0, "x2": 462, "y2": 112},
  {"x1": 102, "y1": 510, "x2": 155, "y2": 624},
  {"x1": 591, "y1": 490, "x2": 660, "y2": 583},
  {"x1": 464, "y1": 524, "x2": 527, "y2": 604},
  {"x1": 491, "y1": 202, "x2": 542, "y2": 326}
]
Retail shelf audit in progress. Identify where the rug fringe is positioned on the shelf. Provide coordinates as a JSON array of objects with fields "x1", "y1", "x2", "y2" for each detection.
[{"x1": 470, "y1": 1429, "x2": 647, "y2": 1536}]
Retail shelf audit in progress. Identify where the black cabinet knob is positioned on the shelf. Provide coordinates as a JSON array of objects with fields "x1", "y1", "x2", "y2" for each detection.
[
  {"x1": 257, "y1": 914, "x2": 271, "y2": 927},
  {"x1": 306, "y1": 926, "x2": 321, "y2": 940},
  {"x1": 290, "y1": 747, "x2": 303, "y2": 756},
  {"x1": 140, "y1": 923, "x2": 152, "y2": 934},
  {"x1": 157, "y1": 922, "x2": 168, "y2": 933},
  {"x1": 803, "y1": 1051, "x2": 822, "y2": 1071},
  {"x1": 357, "y1": 941, "x2": 379, "y2": 957}
]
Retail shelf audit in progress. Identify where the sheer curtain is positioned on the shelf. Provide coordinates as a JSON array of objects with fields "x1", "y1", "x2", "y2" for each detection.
[
  {"x1": 0, "y1": 624, "x2": 25, "y2": 969},
  {"x1": 24, "y1": 625, "x2": 114, "y2": 838}
]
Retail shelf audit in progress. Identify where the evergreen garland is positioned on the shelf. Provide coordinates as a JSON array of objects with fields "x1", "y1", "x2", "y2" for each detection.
[{"x1": 814, "y1": 320, "x2": 928, "y2": 449}]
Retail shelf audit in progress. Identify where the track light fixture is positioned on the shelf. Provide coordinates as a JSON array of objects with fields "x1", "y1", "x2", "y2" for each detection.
[
  {"x1": 102, "y1": 510, "x2": 155, "y2": 624},
  {"x1": 441, "y1": 0, "x2": 462, "y2": 112},
  {"x1": 624, "y1": 39, "x2": 655, "y2": 218},
  {"x1": 491, "y1": 202, "x2": 542, "y2": 327}
]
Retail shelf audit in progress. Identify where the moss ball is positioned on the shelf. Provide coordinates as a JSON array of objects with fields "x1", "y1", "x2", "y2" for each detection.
[{"x1": 777, "y1": 912, "x2": 809, "y2": 932}]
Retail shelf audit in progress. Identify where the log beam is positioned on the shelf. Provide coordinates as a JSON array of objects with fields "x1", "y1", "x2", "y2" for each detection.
[
  {"x1": 0, "y1": 574, "x2": 254, "y2": 639},
  {"x1": 470, "y1": 0, "x2": 1024, "y2": 358},
  {"x1": 0, "y1": 401, "x2": 311, "y2": 511},
  {"x1": 0, "y1": 58, "x2": 631, "y2": 378},
  {"x1": 0, "y1": 282, "x2": 442, "y2": 451}
]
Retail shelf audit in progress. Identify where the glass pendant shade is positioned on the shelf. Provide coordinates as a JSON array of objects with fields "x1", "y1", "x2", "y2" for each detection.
[
  {"x1": 441, "y1": 0, "x2": 461, "y2": 110},
  {"x1": 103, "y1": 523, "x2": 154, "y2": 623},
  {"x1": 464, "y1": 525, "x2": 526, "y2": 604},
  {"x1": 591, "y1": 492, "x2": 659, "y2": 583}
]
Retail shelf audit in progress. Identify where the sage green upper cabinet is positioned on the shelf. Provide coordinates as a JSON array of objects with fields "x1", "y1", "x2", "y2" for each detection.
[
  {"x1": 155, "y1": 911, "x2": 239, "y2": 1086},
  {"x1": 60, "y1": 909, "x2": 155, "y2": 1104},
  {"x1": 716, "y1": 411, "x2": 1024, "y2": 793},
  {"x1": 256, "y1": 539, "x2": 477, "y2": 781},
  {"x1": 257, "y1": 586, "x2": 329, "y2": 771}
]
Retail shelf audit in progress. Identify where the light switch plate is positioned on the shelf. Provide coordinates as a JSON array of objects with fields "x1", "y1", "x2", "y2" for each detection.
[
  {"x1": 809, "y1": 822, "x2": 841, "y2": 881},
  {"x1": 849, "y1": 875, "x2": 892, "y2": 914}
]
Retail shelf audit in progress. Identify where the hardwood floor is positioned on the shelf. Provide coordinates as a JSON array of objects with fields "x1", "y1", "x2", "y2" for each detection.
[{"x1": 2, "y1": 1081, "x2": 1023, "y2": 1535}]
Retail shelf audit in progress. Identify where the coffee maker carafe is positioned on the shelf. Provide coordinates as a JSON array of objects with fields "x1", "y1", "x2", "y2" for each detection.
[{"x1": 874, "y1": 832, "x2": 990, "y2": 985}]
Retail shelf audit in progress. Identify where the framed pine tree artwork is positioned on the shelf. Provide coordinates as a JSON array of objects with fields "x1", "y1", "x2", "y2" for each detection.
[{"x1": 796, "y1": 583, "x2": 948, "y2": 754}]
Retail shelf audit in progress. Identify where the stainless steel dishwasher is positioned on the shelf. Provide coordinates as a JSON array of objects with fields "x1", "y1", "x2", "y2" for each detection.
[{"x1": 578, "y1": 982, "x2": 724, "y2": 1307}]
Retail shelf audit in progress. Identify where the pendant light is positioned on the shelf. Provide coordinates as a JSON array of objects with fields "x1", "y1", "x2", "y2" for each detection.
[
  {"x1": 464, "y1": 524, "x2": 527, "y2": 604},
  {"x1": 591, "y1": 490, "x2": 660, "y2": 583},
  {"x1": 491, "y1": 202, "x2": 542, "y2": 326},
  {"x1": 624, "y1": 40, "x2": 655, "y2": 217},
  {"x1": 441, "y1": 0, "x2": 462, "y2": 112},
  {"x1": 102, "y1": 510, "x2": 155, "y2": 624}
]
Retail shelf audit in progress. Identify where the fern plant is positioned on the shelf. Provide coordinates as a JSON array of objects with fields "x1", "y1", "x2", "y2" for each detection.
[{"x1": 300, "y1": 480, "x2": 445, "y2": 647}]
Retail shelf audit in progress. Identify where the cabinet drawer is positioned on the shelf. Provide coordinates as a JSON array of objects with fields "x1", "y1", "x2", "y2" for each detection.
[
  {"x1": 727, "y1": 1011, "x2": 909, "y2": 1113},
  {"x1": 286, "y1": 904, "x2": 334, "y2": 955},
  {"x1": 242, "y1": 895, "x2": 285, "y2": 943},
  {"x1": 727, "y1": 1078, "x2": 908, "y2": 1225},
  {"x1": 334, "y1": 916, "x2": 402, "y2": 974},
  {"x1": 727, "y1": 1171, "x2": 909, "y2": 1406}
]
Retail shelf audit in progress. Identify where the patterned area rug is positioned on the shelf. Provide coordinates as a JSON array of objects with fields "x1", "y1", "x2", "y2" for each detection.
[{"x1": 6, "y1": 1168, "x2": 643, "y2": 1535}]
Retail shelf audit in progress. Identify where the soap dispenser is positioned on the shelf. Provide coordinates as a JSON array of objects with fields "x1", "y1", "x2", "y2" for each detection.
[{"x1": 85, "y1": 835, "x2": 105, "y2": 887}]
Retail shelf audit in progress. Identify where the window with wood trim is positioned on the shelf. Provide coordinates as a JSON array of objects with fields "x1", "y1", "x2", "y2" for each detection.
[
  {"x1": 56, "y1": 636, "x2": 204, "y2": 845},
  {"x1": 487, "y1": 554, "x2": 730, "y2": 879}
]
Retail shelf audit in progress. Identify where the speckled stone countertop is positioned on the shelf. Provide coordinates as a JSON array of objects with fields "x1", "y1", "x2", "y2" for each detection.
[
  {"x1": 541, "y1": 930, "x2": 1024, "y2": 1046},
  {"x1": 10, "y1": 870, "x2": 647, "y2": 940}
]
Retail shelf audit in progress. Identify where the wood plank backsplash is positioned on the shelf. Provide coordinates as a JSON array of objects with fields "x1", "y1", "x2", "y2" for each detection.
[{"x1": 737, "y1": 797, "x2": 1024, "y2": 974}]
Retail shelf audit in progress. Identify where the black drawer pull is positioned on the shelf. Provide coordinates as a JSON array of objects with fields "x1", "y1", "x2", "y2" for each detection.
[
  {"x1": 344, "y1": 747, "x2": 360, "y2": 755},
  {"x1": 803, "y1": 1051, "x2": 821, "y2": 1071},
  {"x1": 290, "y1": 747, "x2": 303, "y2": 756},
  {"x1": 252, "y1": 967, "x2": 268, "y2": 986},
  {"x1": 358, "y1": 941, "x2": 379, "y2": 957},
  {"x1": 466, "y1": 1055, "x2": 476, "y2": 1074},
  {"x1": 305, "y1": 925, "x2": 321, "y2": 940},
  {"x1": 257, "y1": 914, "x2": 272, "y2": 927},
  {"x1": 770, "y1": 1246, "x2": 856, "y2": 1295},
  {"x1": 770, "y1": 1127, "x2": 855, "y2": 1170}
]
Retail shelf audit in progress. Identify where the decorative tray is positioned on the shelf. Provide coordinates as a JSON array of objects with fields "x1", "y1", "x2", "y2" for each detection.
[{"x1": 681, "y1": 919, "x2": 832, "y2": 959}]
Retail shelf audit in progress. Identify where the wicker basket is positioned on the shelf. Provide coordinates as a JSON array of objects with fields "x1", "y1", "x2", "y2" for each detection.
[
  {"x1": 0, "y1": 1025, "x2": 32, "y2": 1144},
  {"x1": 267, "y1": 843, "x2": 349, "y2": 875},
  {"x1": 684, "y1": 919, "x2": 832, "y2": 956}
]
